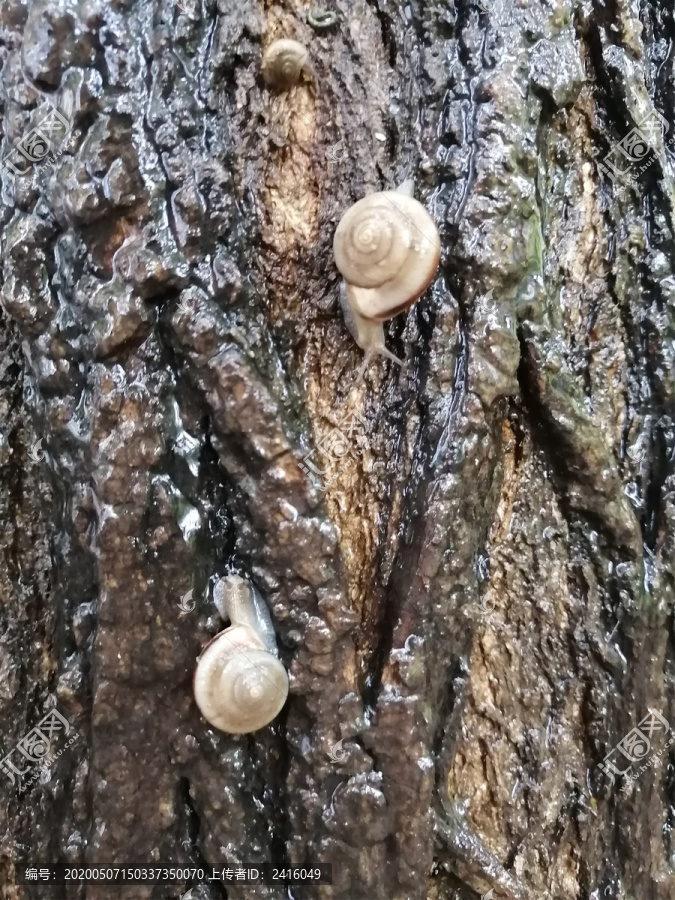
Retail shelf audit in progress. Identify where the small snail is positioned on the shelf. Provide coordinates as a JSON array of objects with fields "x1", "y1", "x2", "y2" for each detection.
[
  {"x1": 308, "y1": 7, "x2": 339, "y2": 29},
  {"x1": 333, "y1": 179, "x2": 441, "y2": 372},
  {"x1": 193, "y1": 575, "x2": 289, "y2": 734},
  {"x1": 261, "y1": 39, "x2": 311, "y2": 90}
]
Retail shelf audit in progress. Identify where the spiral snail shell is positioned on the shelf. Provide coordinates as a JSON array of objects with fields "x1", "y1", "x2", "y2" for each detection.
[
  {"x1": 193, "y1": 576, "x2": 289, "y2": 734},
  {"x1": 333, "y1": 180, "x2": 440, "y2": 371},
  {"x1": 261, "y1": 39, "x2": 310, "y2": 90}
]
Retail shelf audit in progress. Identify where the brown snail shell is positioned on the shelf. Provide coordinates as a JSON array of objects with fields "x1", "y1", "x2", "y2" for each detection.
[
  {"x1": 333, "y1": 183, "x2": 440, "y2": 322},
  {"x1": 261, "y1": 39, "x2": 310, "y2": 90},
  {"x1": 193, "y1": 625, "x2": 289, "y2": 734}
]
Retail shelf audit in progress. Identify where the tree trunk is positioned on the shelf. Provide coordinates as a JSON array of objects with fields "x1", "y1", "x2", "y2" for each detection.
[{"x1": 1, "y1": 0, "x2": 674, "y2": 898}]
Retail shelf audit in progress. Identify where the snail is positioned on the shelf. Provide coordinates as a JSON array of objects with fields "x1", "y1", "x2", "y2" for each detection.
[
  {"x1": 308, "y1": 7, "x2": 339, "y2": 29},
  {"x1": 193, "y1": 575, "x2": 289, "y2": 734},
  {"x1": 333, "y1": 179, "x2": 441, "y2": 373},
  {"x1": 261, "y1": 39, "x2": 311, "y2": 90}
]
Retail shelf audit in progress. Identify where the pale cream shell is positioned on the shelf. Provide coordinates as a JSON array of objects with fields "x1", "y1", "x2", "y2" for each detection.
[
  {"x1": 261, "y1": 39, "x2": 309, "y2": 89},
  {"x1": 333, "y1": 191, "x2": 440, "y2": 322},
  {"x1": 193, "y1": 625, "x2": 289, "y2": 734}
]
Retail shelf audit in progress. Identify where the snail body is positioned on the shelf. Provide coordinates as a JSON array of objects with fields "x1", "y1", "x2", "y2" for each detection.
[
  {"x1": 333, "y1": 179, "x2": 440, "y2": 372},
  {"x1": 213, "y1": 574, "x2": 277, "y2": 653},
  {"x1": 338, "y1": 282, "x2": 403, "y2": 369},
  {"x1": 193, "y1": 576, "x2": 288, "y2": 734},
  {"x1": 262, "y1": 39, "x2": 310, "y2": 90}
]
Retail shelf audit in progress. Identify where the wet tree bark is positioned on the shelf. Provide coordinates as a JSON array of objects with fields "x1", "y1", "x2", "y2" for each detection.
[{"x1": 0, "y1": 0, "x2": 674, "y2": 899}]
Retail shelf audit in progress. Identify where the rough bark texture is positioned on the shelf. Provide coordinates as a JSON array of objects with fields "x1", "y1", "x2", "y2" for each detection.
[{"x1": 0, "y1": 0, "x2": 674, "y2": 899}]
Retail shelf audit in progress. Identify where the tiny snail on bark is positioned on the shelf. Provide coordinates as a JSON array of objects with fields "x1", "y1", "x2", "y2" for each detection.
[
  {"x1": 308, "y1": 7, "x2": 339, "y2": 29},
  {"x1": 261, "y1": 39, "x2": 311, "y2": 90},
  {"x1": 193, "y1": 575, "x2": 288, "y2": 734},
  {"x1": 333, "y1": 179, "x2": 441, "y2": 375}
]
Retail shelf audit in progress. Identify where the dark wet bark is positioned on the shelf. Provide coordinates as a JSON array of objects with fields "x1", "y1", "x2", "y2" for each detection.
[{"x1": 0, "y1": 0, "x2": 674, "y2": 899}]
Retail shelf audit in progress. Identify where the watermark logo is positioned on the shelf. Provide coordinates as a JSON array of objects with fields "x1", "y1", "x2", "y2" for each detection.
[
  {"x1": 28, "y1": 439, "x2": 45, "y2": 463},
  {"x1": 180, "y1": 891, "x2": 195, "y2": 900},
  {"x1": 299, "y1": 409, "x2": 368, "y2": 492},
  {"x1": 178, "y1": 589, "x2": 196, "y2": 616},
  {"x1": 597, "y1": 708, "x2": 672, "y2": 789},
  {"x1": 328, "y1": 140, "x2": 343, "y2": 163},
  {"x1": 293, "y1": 107, "x2": 387, "y2": 176},
  {"x1": 599, "y1": 109, "x2": 670, "y2": 186},
  {"x1": 328, "y1": 140, "x2": 344, "y2": 176},
  {"x1": 0, "y1": 707, "x2": 80, "y2": 793},
  {"x1": 328, "y1": 739, "x2": 346, "y2": 763},
  {"x1": 481, "y1": 890, "x2": 494, "y2": 900},
  {"x1": 177, "y1": 294, "x2": 194, "y2": 317},
  {"x1": 126, "y1": 380, "x2": 148, "y2": 401},
  {"x1": 1, "y1": 104, "x2": 71, "y2": 177},
  {"x1": 478, "y1": 594, "x2": 496, "y2": 626}
]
